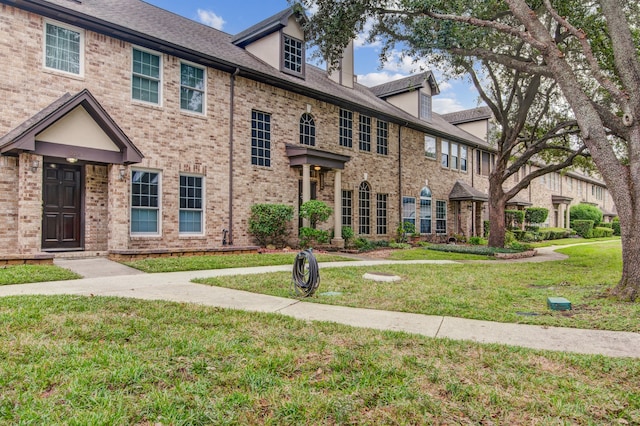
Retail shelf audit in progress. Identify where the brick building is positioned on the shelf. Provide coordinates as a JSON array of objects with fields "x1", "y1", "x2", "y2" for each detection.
[{"x1": 0, "y1": 1, "x2": 614, "y2": 258}]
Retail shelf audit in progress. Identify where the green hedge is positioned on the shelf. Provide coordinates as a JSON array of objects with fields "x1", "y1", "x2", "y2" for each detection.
[
  {"x1": 592, "y1": 227, "x2": 614, "y2": 238},
  {"x1": 570, "y1": 203, "x2": 602, "y2": 227},
  {"x1": 505, "y1": 210, "x2": 525, "y2": 229},
  {"x1": 525, "y1": 207, "x2": 549, "y2": 224},
  {"x1": 248, "y1": 203, "x2": 294, "y2": 247},
  {"x1": 612, "y1": 217, "x2": 621, "y2": 236},
  {"x1": 572, "y1": 220, "x2": 594, "y2": 238}
]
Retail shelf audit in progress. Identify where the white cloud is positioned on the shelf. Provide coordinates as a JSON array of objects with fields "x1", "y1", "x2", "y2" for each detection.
[
  {"x1": 197, "y1": 9, "x2": 225, "y2": 30},
  {"x1": 357, "y1": 71, "x2": 408, "y2": 87},
  {"x1": 354, "y1": 18, "x2": 382, "y2": 48},
  {"x1": 433, "y1": 97, "x2": 466, "y2": 114}
]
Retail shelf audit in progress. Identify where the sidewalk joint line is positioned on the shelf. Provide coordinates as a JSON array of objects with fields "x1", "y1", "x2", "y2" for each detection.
[{"x1": 435, "y1": 316, "x2": 445, "y2": 337}]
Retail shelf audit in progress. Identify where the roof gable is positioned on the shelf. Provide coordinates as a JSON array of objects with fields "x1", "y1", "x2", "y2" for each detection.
[
  {"x1": 232, "y1": 7, "x2": 306, "y2": 47},
  {"x1": 369, "y1": 72, "x2": 440, "y2": 98}
]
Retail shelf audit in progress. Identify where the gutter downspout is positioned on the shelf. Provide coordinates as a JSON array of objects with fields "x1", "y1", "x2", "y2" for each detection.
[
  {"x1": 228, "y1": 67, "x2": 240, "y2": 245},
  {"x1": 398, "y1": 124, "x2": 404, "y2": 227}
]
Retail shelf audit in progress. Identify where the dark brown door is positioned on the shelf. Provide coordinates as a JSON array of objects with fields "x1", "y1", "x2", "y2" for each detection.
[{"x1": 42, "y1": 163, "x2": 82, "y2": 250}]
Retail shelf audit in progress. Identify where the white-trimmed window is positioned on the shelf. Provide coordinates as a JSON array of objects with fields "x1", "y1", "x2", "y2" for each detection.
[
  {"x1": 359, "y1": 182, "x2": 371, "y2": 235},
  {"x1": 339, "y1": 109, "x2": 353, "y2": 148},
  {"x1": 377, "y1": 193, "x2": 388, "y2": 235},
  {"x1": 44, "y1": 21, "x2": 83, "y2": 76},
  {"x1": 436, "y1": 200, "x2": 447, "y2": 234},
  {"x1": 460, "y1": 145, "x2": 468, "y2": 172},
  {"x1": 251, "y1": 110, "x2": 271, "y2": 167},
  {"x1": 131, "y1": 170, "x2": 161, "y2": 235},
  {"x1": 342, "y1": 190, "x2": 353, "y2": 228},
  {"x1": 424, "y1": 135, "x2": 436, "y2": 159},
  {"x1": 132, "y1": 48, "x2": 161, "y2": 105},
  {"x1": 283, "y1": 34, "x2": 304, "y2": 76},
  {"x1": 300, "y1": 113, "x2": 316, "y2": 146},
  {"x1": 376, "y1": 120, "x2": 388, "y2": 155},
  {"x1": 451, "y1": 142, "x2": 459, "y2": 170},
  {"x1": 359, "y1": 115, "x2": 371, "y2": 152},
  {"x1": 179, "y1": 174, "x2": 204, "y2": 234},
  {"x1": 420, "y1": 92, "x2": 432, "y2": 121},
  {"x1": 420, "y1": 187, "x2": 432, "y2": 234},
  {"x1": 180, "y1": 62, "x2": 205, "y2": 114},
  {"x1": 441, "y1": 140, "x2": 449, "y2": 168},
  {"x1": 402, "y1": 196, "x2": 416, "y2": 228}
]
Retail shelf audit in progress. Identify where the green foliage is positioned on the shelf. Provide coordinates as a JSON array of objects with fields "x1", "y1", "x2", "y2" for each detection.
[
  {"x1": 592, "y1": 227, "x2": 614, "y2": 238},
  {"x1": 299, "y1": 200, "x2": 332, "y2": 227},
  {"x1": 248, "y1": 204, "x2": 294, "y2": 247},
  {"x1": 396, "y1": 221, "x2": 416, "y2": 243},
  {"x1": 544, "y1": 227, "x2": 572, "y2": 240},
  {"x1": 483, "y1": 220, "x2": 490, "y2": 238},
  {"x1": 504, "y1": 210, "x2": 525, "y2": 229},
  {"x1": 426, "y1": 244, "x2": 524, "y2": 256},
  {"x1": 612, "y1": 217, "x2": 621, "y2": 236},
  {"x1": 468, "y1": 236, "x2": 487, "y2": 245},
  {"x1": 570, "y1": 203, "x2": 603, "y2": 227},
  {"x1": 341, "y1": 226, "x2": 355, "y2": 243},
  {"x1": 353, "y1": 238, "x2": 389, "y2": 252},
  {"x1": 572, "y1": 220, "x2": 594, "y2": 238},
  {"x1": 525, "y1": 207, "x2": 549, "y2": 225},
  {"x1": 525, "y1": 225, "x2": 540, "y2": 233},
  {"x1": 298, "y1": 227, "x2": 330, "y2": 249},
  {"x1": 389, "y1": 242, "x2": 412, "y2": 249}
]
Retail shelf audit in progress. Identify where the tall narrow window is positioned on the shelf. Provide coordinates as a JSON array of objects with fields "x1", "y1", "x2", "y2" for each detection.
[
  {"x1": 359, "y1": 182, "x2": 371, "y2": 235},
  {"x1": 460, "y1": 145, "x2": 468, "y2": 172},
  {"x1": 402, "y1": 196, "x2": 416, "y2": 228},
  {"x1": 424, "y1": 135, "x2": 436, "y2": 159},
  {"x1": 342, "y1": 190, "x2": 353, "y2": 228},
  {"x1": 131, "y1": 171, "x2": 160, "y2": 234},
  {"x1": 420, "y1": 187, "x2": 432, "y2": 234},
  {"x1": 251, "y1": 110, "x2": 271, "y2": 167},
  {"x1": 283, "y1": 34, "x2": 304, "y2": 76},
  {"x1": 377, "y1": 194, "x2": 388, "y2": 235},
  {"x1": 339, "y1": 109, "x2": 353, "y2": 148},
  {"x1": 420, "y1": 92, "x2": 432, "y2": 121},
  {"x1": 376, "y1": 120, "x2": 388, "y2": 155},
  {"x1": 436, "y1": 200, "x2": 447, "y2": 234},
  {"x1": 359, "y1": 115, "x2": 371, "y2": 152},
  {"x1": 300, "y1": 113, "x2": 316, "y2": 146},
  {"x1": 44, "y1": 21, "x2": 83, "y2": 75},
  {"x1": 180, "y1": 63, "x2": 205, "y2": 114},
  {"x1": 132, "y1": 48, "x2": 161, "y2": 104},
  {"x1": 441, "y1": 140, "x2": 449, "y2": 168},
  {"x1": 451, "y1": 142, "x2": 459, "y2": 170},
  {"x1": 179, "y1": 175, "x2": 203, "y2": 234},
  {"x1": 481, "y1": 151, "x2": 491, "y2": 176}
]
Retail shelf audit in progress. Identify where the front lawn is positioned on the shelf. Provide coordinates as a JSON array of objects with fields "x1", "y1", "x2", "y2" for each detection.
[
  {"x1": 0, "y1": 295, "x2": 637, "y2": 424},
  {"x1": 196, "y1": 241, "x2": 640, "y2": 332},
  {"x1": 0, "y1": 264, "x2": 80, "y2": 285}
]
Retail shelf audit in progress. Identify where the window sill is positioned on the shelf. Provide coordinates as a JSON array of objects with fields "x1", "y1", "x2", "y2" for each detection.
[
  {"x1": 180, "y1": 110, "x2": 207, "y2": 120},
  {"x1": 130, "y1": 235, "x2": 162, "y2": 240},
  {"x1": 42, "y1": 68, "x2": 84, "y2": 81},
  {"x1": 131, "y1": 100, "x2": 163, "y2": 110}
]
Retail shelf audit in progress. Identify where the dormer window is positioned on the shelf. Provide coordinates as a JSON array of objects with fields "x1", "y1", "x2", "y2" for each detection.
[
  {"x1": 283, "y1": 34, "x2": 304, "y2": 76},
  {"x1": 420, "y1": 92, "x2": 432, "y2": 121}
]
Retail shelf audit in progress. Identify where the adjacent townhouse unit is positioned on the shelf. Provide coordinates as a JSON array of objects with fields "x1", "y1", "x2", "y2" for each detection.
[{"x1": 0, "y1": 0, "x2": 615, "y2": 260}]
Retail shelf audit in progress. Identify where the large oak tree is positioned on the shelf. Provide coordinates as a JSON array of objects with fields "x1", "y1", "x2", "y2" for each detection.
[{"x1": 299, "y1": 0, "x2": 640, "y2": 301}]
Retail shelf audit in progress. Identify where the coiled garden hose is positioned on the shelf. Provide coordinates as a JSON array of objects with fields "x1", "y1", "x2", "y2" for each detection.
[{"x1": 292, "y1": 249, "x2": 320, "y2": 297}]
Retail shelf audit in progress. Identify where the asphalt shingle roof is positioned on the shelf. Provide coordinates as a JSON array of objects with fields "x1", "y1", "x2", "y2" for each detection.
[
  {"x1": 21, "y1": 0, "x2": 487, "y2": 147},
  {"x1": 441, "y1": 107, "x2": 492, "y2": 125}
]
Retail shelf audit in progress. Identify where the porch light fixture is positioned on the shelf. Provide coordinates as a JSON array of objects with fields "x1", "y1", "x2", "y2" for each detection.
[
  {"x1": 314, "y1": 165, "x2": 321, "y2": 171},
  {"x1": 30, "y1": 160, "x2": 39, "y2": 172},
  {"x1": 66, "y1": 157, "x2": 78, "y2": 163},
  {"x1": 118, "y1": 165, "x2": 127, "y2": 181}
]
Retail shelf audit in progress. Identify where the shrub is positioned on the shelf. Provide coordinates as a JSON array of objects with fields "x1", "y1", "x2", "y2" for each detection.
[
  {"x1": 298, "y1": 227, "x2": 329, "y2": 249},
  {"x1": 299, "y1": 200, "x2": 332, "y2": 228},
  {"x1": 468, "y1": 236, "x2": 487, "y2": 245},
  {"x1": 505, "y1": 210, "x2": 525, "y2": 229},
  {"x1": 389, "y1": 242, "x2": 411, "y2": 249},
  {"x1": 525, "y1": 207, "x2": 549, "y2": 225},
  {"x1": 483, "y1": 220, "x2": 490, "y2": 238},
  {"x1": 512, "y1": 230, "x2": 526, "y2": 240},
  {"x1": 544, "y1": 227, "x2": 571, "y2": 240},
  {"x1": 354, "y1": 237, "x2": 375, "y2": 252},
  {"x1": 592, "y1": 226, "x2": 614, "y2": 238},
  {"x1": 342, "y1": 226, "x2": 354, "y2": 244},
  {"x1": 612, "y1": 217, "x2": 621, "y2": 236},
  {"x1": 599, "y1": 222, "x2": 612, "y2": 229},
  {"x1": 396, "y1": 221, "x2": 416, "y2": 243},
  {"x1": 248, "y1": 203, "x2": 294, "y2": 247},
  {"x1": 572, "y1": 219, "x2": 594, "y2": 238},
  {"x1": 525, "y1": 225, "x2": 540, "y2": 233},
  {"x1": 570, "y1": 203, "x2": 603, "y2": 227}
]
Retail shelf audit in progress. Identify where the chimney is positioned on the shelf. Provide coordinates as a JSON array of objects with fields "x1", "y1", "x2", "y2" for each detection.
[{"x1": 328, "y1": 40, "x2": 354, "y2": 88}]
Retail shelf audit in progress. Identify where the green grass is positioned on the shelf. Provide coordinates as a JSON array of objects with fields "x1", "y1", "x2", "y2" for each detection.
[
  {"x1": 387, "y1": 247, "x2": 494, "y2": 261},
  {"x1": 0, "y1": 264, "x2": 80, "y2": 285},
  {"x1": 0, "y1": 295, "x2": 638, "y2": 424},
  {"x1": 530, "y1": 236, "x2": 620, "y2": 248},
  {"x1": 123, "y1": 252, "x2": 354, "y2": 273},
  {"x1": 197, "y1": 241, "x2": 640, "y2": 332}
]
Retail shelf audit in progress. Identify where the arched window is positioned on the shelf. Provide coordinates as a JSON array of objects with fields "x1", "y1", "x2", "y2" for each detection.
[
  {"x1": 420, "y1": 186, "x2": 432, "y2": 234},
  {"x1": 299, "y1": 113, "x2": 316, "y2": 146},
  {"x1": 359, "y1": 181, "x2": 371, "y2": 235}
]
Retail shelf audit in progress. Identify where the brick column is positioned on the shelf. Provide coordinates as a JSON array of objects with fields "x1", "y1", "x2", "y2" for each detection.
[
  {"x1": 17, "y1": 153, "x2": 43, "y2": 254},
  {"x1": 108, "y1": 164, "x2": 130, "y2": 251},
  {"x1": 302, "y1": 164, "x2": 310, "y2": 227}
]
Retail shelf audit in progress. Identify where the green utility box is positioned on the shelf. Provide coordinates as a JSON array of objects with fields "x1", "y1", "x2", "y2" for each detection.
[{"x1": 547, "y1": 297, "x2": 572, "y2": 311}]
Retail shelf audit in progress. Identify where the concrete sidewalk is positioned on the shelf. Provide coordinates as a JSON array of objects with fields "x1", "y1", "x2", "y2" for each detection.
[{"x1": 2, "y1": 252, "x2": 639, "y2": 359}]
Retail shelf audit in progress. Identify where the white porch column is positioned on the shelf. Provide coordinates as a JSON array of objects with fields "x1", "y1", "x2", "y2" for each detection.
[
  {"x1": 302, "y1": 164, "x2": 310, "y2": 227},
  {"x1": 332, "y1": 170, "x2": 344, "y2": 247},
  {"x1": 558, "y1": 203, "x2": 565, "y2": 228},
  {"x1": 566, "y1": 203, "x2": 571, "y2": 229}
]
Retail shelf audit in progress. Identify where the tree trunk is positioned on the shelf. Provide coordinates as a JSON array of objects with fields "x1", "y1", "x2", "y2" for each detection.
[
  {"x1": 612, "y1": 218, "x2": 640, "y2": 301},
  {"x1": 488, "y1": 172, "x2": 508, "y2": 248}
]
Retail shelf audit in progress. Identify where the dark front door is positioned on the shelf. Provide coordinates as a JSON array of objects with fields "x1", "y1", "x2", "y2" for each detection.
[{"x1": 42, "y1": 163, "x2": 83, "y2": 250}]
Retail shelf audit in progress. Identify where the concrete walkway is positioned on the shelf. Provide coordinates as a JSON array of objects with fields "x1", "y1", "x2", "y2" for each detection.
[{"x1": 0, "y1": 245, "x2": 636, "y2": 358}]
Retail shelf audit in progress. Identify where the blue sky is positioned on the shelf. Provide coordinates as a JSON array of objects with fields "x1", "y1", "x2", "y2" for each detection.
[{"x1": 145, "y1": 0, "x2": 480, "y2": 113}]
